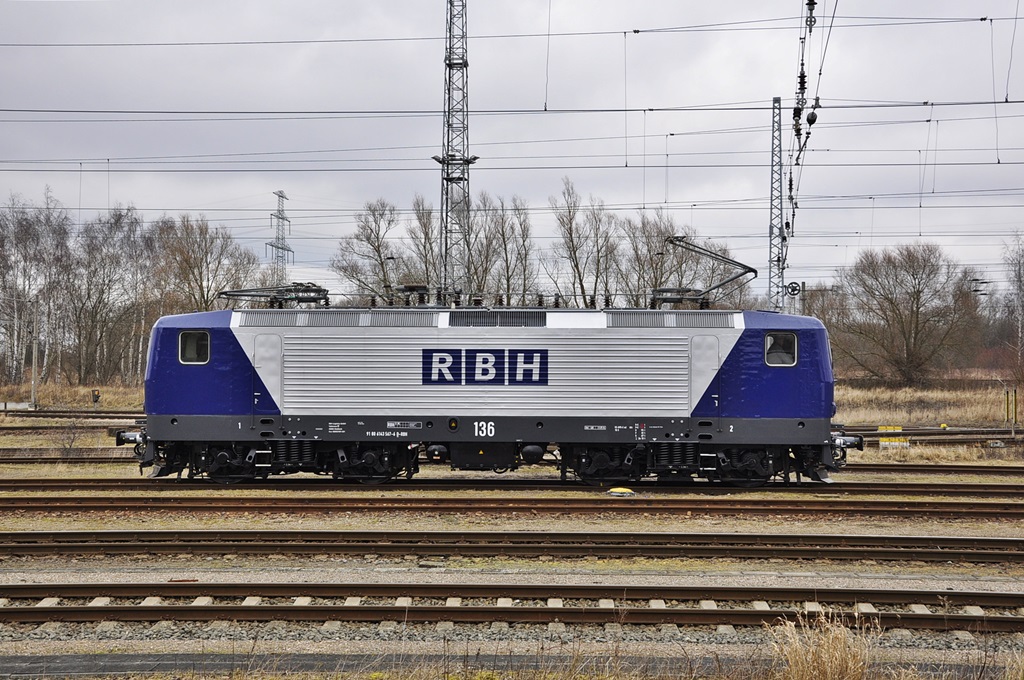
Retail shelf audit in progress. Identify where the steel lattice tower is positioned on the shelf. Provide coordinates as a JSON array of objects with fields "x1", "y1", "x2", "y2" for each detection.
[
  {"x1": 267, "y1": 190, "x2": 293, "y2": 286},
  {"x1": 767, "y1": 97, "x2": 787, "y2": 311},
  {"x1": 434, "y1": 0, "x2": 476, "y2": 301}
]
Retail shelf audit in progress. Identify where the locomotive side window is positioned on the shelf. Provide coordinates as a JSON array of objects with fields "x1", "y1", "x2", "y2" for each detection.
[
  {"x1": 179, "y1": 331, "x2": 210, "y2": 365},
  {"x1": 765, "y1": 332, "x2": 797, "y2": 366}
]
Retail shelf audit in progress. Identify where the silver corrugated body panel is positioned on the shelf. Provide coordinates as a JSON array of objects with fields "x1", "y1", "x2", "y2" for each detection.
[
  {"x1": 279, "y1": 328, "x2": 692, "y2": 417},
  {"x1": 239, "y1": 310, "x2": 297, "y2": 327},
  {"x1": 606, "y1": 310, "x2": 736, "y2": 328},
  {"x1": 238, "y1": 309, "x2": 439, "y2": 328},
  {"x1": 449, "y1": 310, "x2": 547, "y2": 327}
]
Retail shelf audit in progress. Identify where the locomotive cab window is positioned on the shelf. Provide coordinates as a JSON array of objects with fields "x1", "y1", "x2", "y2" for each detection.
[
  {"x1": 179, "y1": 331, "x2": 210, "y2": 365},
  {"x1": 765, "y1": 332, "x2": 797, "y2": 366}
]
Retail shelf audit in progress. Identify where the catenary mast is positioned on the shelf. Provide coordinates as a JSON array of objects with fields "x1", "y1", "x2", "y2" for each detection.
[
  {"x1": 767, "y1": 97, "x2": 787, "y2": 311},
  {"x1": 434, "y1": 0, "x2": 477, "y2": 302}
]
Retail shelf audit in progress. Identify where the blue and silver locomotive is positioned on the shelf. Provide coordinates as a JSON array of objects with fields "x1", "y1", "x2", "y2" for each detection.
[{"x1": 117, "y1": 305, "x2": 860, "y2": 485}]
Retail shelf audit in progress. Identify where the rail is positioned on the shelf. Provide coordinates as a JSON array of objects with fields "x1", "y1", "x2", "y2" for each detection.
[
  {"x1": 0, "y1": 529, "x2": 1020, "y2": 562},
  {"x1": 1, "y1": 582, "x2": 1021, "y2": 632},
  {"x1": 2, "y1": 477, "x2": 1024, "y2": 496},
  {"x1": 1, "y1": 494, "x2": 1023, "y2": 517}
]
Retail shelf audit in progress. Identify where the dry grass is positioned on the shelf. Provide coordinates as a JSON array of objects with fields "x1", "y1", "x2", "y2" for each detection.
[
  {"x1": 0, "y1": 383, "x2": 143, "y2": 410},
  {"x1": 849, "y1": 443, "x2": 1024, "y2": 465},
  {"x1": 766, "y1": 613, "x2": 876, "y2": 680},
  {"x1": 0, "y1": 382, "x2": 1019, "y2": 428},
  {"x1": 96, "y1": 632, "x2": 1024, "y2": 680},
  {"x1": 835, "y1": 385, "x2": 1018, "y2": 427}
]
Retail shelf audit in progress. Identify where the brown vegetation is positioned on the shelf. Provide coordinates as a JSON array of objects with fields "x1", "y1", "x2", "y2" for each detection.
[
  {"x1": 835, "y1": 384, "x2": 1017, "y2": 427},
  {"x1": 1, "y1": 383, "x2": 1019, "y2": 430},
  {"x1": 0, "y1": 383, "x2": 142, "y2": 410}
]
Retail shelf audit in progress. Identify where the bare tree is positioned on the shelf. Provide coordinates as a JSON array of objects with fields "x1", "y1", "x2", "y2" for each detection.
[
  {"x1": 58, "y1": 207, "x2": 145, "y2": 384},
  {"x1": 486, "y1": 195, "x2": 537, "y2": 306},
  {"x1": 0, "y1": 189, "x2": 73, "y2": 385},
  {"x1": 1003, "y1": 233, "x2": 1024, "y2": 382},
  {"x1": 464, "y1": 192, "x2": 499, "y2": 298},
  {"x1": 545, "y1": 178, "x2": 583, "y2": 304},
  {"x1": 832, "y1": 242, "x2": 979, "y2": 386},
  {"x1": 330, "y1": 198, "x2": 405, "y2": 301},
  {"x1": 403, "y1": 194, "x2": 441, "y2": 292},
  {"x1": 584, "y1": 198, "x2": 618, "y2": 306},
  {"x1": 154, "y1": 214, "x2": 260, "y2": 312},
  {"x1": 614, "y1": 210, "x2": 700, "y2": 308},
  {"x1": 0, "y1": 193, "x2": 41, "y2": 383},
  {"x1": 547, "y1": 178, "x2": 618, "y2": 307},
  {"x1": 800, "y1": 283, "x2": 842, "y2": 328}
]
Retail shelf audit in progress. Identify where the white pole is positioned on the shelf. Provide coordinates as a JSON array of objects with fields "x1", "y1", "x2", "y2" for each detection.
[{"x1": 30, "y1": 304, "x2": 37, "y2": 410}]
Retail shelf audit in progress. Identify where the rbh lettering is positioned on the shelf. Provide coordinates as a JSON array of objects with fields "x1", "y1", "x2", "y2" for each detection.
[
  {"x1": 509, "y1": 350, "x2": 547, "y2": 385},
  {"x1": 466, "y1": 349, "x2": 504, "y2": 385},
  {"x1": 422, "y1": 349, "x2": 548, "y2": 385}
]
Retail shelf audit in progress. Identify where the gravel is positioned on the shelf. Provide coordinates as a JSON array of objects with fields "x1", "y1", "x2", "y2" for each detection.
[
  {"x1": 0, "y1": 618, "x2": 1014, "y2": 650},
  {"x1": 2, "y1": 556, "x2": 1024, "y2": 654},
  {"x1": 3, "y1": 466, "x2": 1024, "y2": 670}
]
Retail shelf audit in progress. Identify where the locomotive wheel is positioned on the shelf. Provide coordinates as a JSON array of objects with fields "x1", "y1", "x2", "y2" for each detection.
[
  {"x1": 571, "y1": 449, "x2": 627, "y2": 487},
  {"x1": 572, "y1": 447, "x2": 639, "y2": 487},
  {"x1": 344, "y1": 447, "x2": 400, "y2": 484},
  {"x1": 206, "y1": 448, "x2": 255, "y2": 484},
  {"x1": 719, "y1": 449, "x2": 771, "y2": 487}
]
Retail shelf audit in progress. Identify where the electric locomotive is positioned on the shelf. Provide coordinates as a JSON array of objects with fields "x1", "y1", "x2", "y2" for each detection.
[{"x1": 116, "y1": 304, "x2": 861, "y2": 485}]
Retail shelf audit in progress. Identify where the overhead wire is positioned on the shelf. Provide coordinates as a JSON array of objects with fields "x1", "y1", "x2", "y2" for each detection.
[
  {"x1": 786, "y1": 1, "x2": 814, "y2": 244},
  {"x1": 785, "y1": 0, "x2": 842, "y2": 275},
  {"x1": 543, "y1": 0, "x2": 553, "y2": 111},
  {"x1": 6, "y1": 112, "x2": 1024, "y2": 166},
  {"x1": 0, "y1": 16, "x2": 1013, "y2": 49},
  {"x1": 1008, "y1": 0, "x2": 1021, "y2": 100},
  {"x1": 2, "y1": 98, "x2": 1022, "y2": 119},
  {"x1": 991, "y1": 19, "x2": 1004, "y2": 163},
  {"x1": 3, "y1": 11, "x2": 1022, "y2": 289},
  {"x1": 2, "y1": 158, "x2": 1023, "y2": 174}
]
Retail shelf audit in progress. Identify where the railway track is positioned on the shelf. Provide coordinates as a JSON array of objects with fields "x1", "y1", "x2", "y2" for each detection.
[
  {"x1": 2, "y1": 454, "x2": 1024, "y2": 478},
  {"x1": 2, "y1": 494, "x2": 1023, "y2": 517},
  {"x1": 0, "y1": 409, "x2": 140, "y2": 421},
  {"x1": 1, "y1": 582, "x2": 1022, "y2": 633},
  {"x1": 0, "y1": 454, "x2": 133, "y2": 462},
  {"x1": 0, "y1": 529, "x2": 1021, "y2": 563},
  {"x1": 4, "y1": 457, "x2": 1024, "y2": 480},
  {"x1": 846, "y1": 463, "x2": 1024, "y2": 475},
  {"x1": 2, "y1": 477, "x2": 1024, "y2": 496}
]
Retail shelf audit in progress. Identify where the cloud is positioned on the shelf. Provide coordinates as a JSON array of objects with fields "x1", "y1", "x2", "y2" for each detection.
[{"x1": 0, "y1": 0, "x2": 1021, "y2": 296}]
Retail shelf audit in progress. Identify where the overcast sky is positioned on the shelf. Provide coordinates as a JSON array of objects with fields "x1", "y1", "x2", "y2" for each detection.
[{"x1": 1, "y1": 1, "x2": 1022, "y2": 299}]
